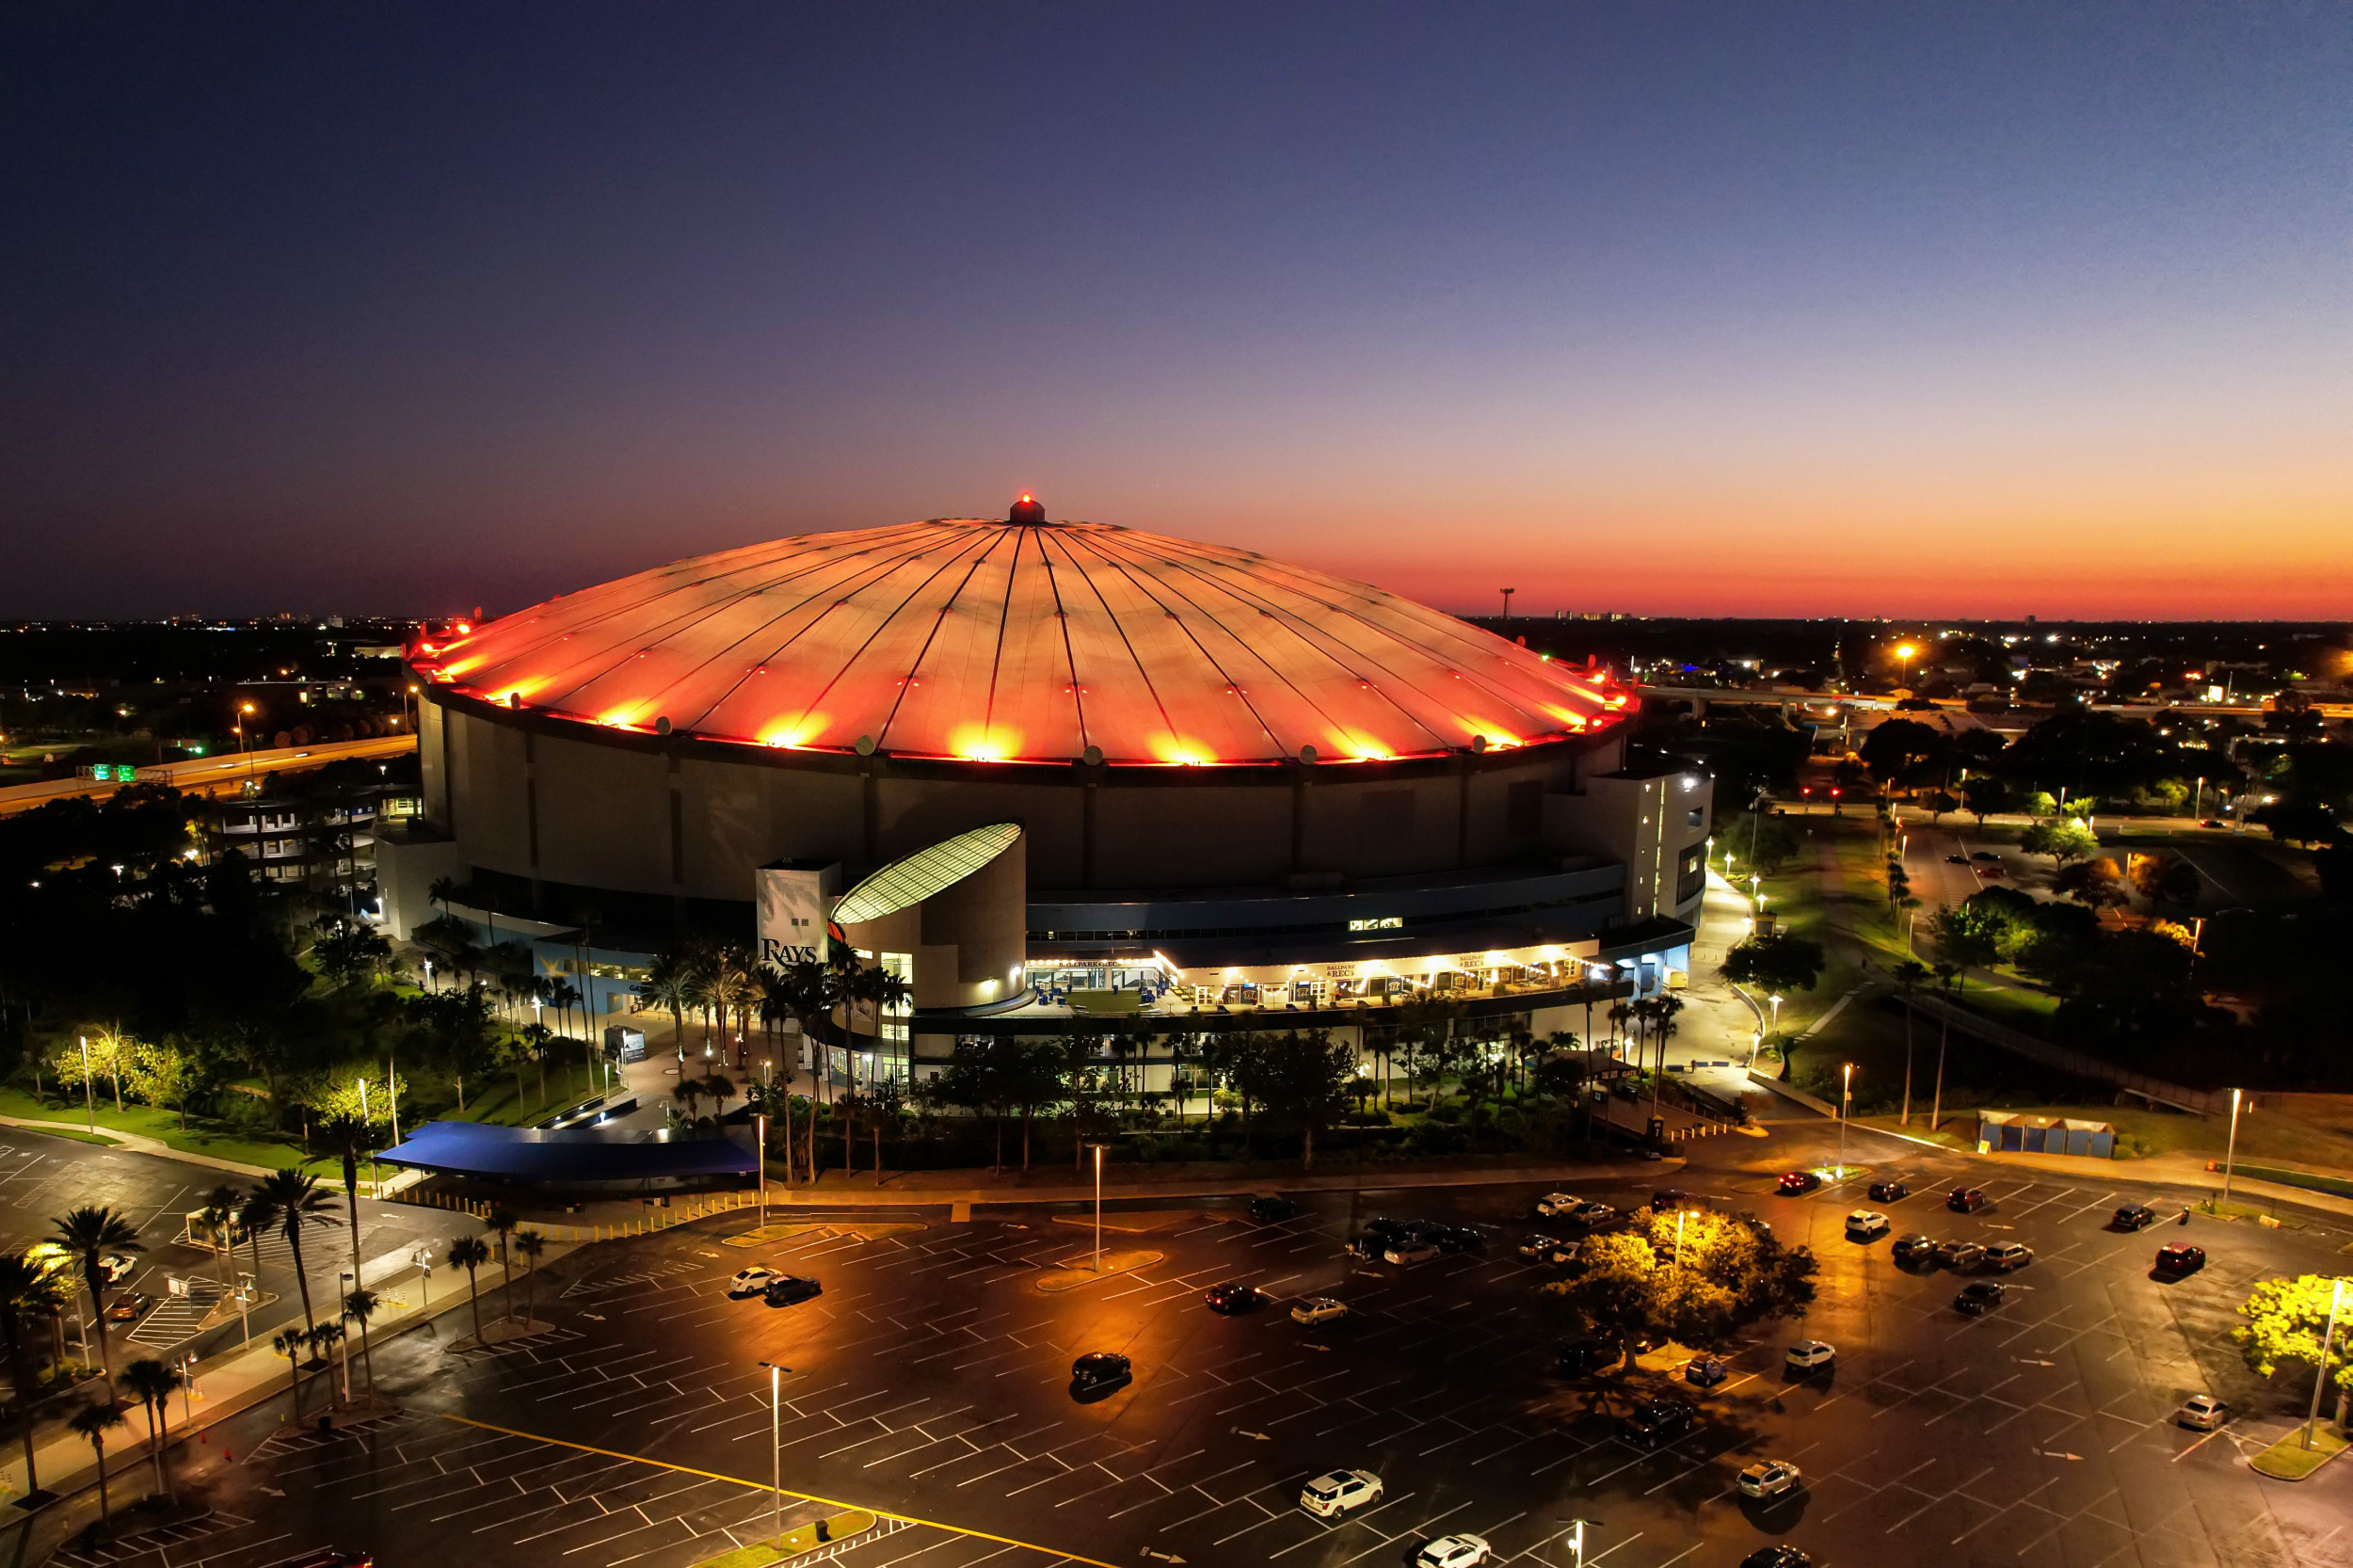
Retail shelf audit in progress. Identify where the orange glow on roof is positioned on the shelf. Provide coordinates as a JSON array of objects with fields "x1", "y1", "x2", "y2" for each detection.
[{"x1": 431, "y1": 516, "x2": 1626, "y2": 764}]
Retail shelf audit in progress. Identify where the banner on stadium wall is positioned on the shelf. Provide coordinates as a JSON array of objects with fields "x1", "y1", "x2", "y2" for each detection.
[{"x1": 756, "y1": 863, "x2": 839, "y2": 968}]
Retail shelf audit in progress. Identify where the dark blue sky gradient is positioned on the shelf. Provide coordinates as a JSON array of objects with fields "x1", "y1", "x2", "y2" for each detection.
[{"x1": 4, "y1": 4, "x2": 2345, "y2": 617}]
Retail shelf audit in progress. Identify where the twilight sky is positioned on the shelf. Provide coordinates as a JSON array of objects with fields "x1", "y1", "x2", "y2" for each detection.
[{"x1": 3, "y1": 3, "x2": 2346, "y2": 621}]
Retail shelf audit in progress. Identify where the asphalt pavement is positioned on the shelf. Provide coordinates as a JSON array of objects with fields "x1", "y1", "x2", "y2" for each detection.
[{"x1": 99, "y1": 1115, "x2": 2353, "y2": 1568}]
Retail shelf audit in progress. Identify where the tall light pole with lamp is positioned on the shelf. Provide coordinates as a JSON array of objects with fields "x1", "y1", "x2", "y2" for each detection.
[
  {"x1": 758, "y1": 1360, "x2": 791, "y2": 1537},
  {"x1": 2218, "y1": 1087, "x2": 2243, "y2": 1212},
  {"x1": 1838, "y1": 1063, "x2": 1855, "y2": 1176},
  {"x1": 1092, "y1": 1144, "x2": 1106, "y2": 1272}
]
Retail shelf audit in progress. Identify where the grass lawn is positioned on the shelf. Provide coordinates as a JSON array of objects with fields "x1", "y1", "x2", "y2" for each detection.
[{"x1": 0, "y1": 1087, "x2": 319, "y2": 1170}]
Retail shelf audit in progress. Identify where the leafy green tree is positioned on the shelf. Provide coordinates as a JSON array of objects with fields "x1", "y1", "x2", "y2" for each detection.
[
  {"x1": 1717, "y1": 811, "x2": 1802, "y2": 877},
  {"x1": 66, "y1": 1400, "x2": 126, "y2": 1526},
  {"x1": 1719, "y1": 932, "x2": 1826, "y2": 997},
  {"x1": 1961, "y1": 776, "x2": 2014, "y2": 825},
  {"x1": 2132, "y1": 854, "x2": 2202, "y2": 905},
  {"x1": 2053, "y1": 858, "x2": 2130, "y2": 910},
  {"x1": 1540, "y1": 1207, "x2": 1817, "y2": 1352},
  {"x1": 1252, "y1": 1030, "x2": 1359, "y2": 1171},
  {"x1": 2234, "y1": 1274, "x2": 2353, "y2": 1431},
  {"x1": 1859, "y1": 719, "x2": 1949, "y2": 792},
  {"x1": 122, "y1": 1038, "x2": 203, "y2": 1130},
  {"x1": 2020, "y1": 818, "x2": 2099, "y2": 868},
  {"x1": 50, "y1": 1205, "x2": 142, "y2": 1395}
]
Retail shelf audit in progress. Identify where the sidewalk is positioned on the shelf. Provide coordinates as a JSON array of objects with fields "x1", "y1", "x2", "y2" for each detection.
[
  {"x1": 0, "y1": 1212, "x2": 493, "y2": 1511},
  {"x1": 0, "y1": 1116, "x2": 275, "y2": 1179}
]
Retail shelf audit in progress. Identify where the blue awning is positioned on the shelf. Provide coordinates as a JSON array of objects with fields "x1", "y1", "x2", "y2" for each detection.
[{"x1": 376, "y1": 1120, "x2": 756, "y2": 1183}]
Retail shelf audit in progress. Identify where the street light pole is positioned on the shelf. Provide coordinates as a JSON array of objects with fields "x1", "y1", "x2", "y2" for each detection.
[
  {"x1": 2219, "y1": 1087, "x2": 2243, "y2": 1212},
  {"x1": 2302, "y1": 1277, "x2": 2345, "y2": 1450},
  {"x1": 1093, "y1": 1144, "x2": 1105, "y2": 1272},
  {"x1": 78, "y1": 1035, "x2": 95, "y2": 1132},
  {"x1": 760, "y1": 1360, "x2": 789, "y2": 1537},
  {"x1": 757, "y1": 1112, "x2": 768, "y2": 1230},
  {"x1": 1838, "y1": 1063, "x2": 1854, "y2": 1176}
]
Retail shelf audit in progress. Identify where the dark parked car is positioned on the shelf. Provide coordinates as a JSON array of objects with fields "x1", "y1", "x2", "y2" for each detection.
[
  {"x1": 1422, "y1": 1222, "x2": 1485, "y2": 1253},
  {"x1": 1777, "y1": 1172, "x2": 1822, "y2": 1195},
  {"x1": 1204, "y1": 1282, "x2": 1263, "y2": 1313},
  {"x1": 1867, "y1": 1179, "x2": 1909, "y2": 1203},
  {"x1": 1652, "y1": 1189, "x2": 1698, "y2": 1212},
  {"x1": 1247, "y1": 1195, "x2": 1298, "y2": 1223},
  {"x1": 1683, "y1": 1356, "x2": 1728, "y2": 1387},
  {"x1": 1741, "y1": 1548, "x2": 1812, "y2": 1568},
  {"x1": 1891, "y1": 1234, "x2": 1937, "y2": 1266},
  {"x1": 1517, "y1": 1235, "x2": 1577, "y2": 1266},
  {"x1": 1954, "y1": 1280, "x2": 2008, "y2": 1316},
  {"x1": 1947, "y1": 1187, "x2": 1988, "y2": 1212},
  {"x1": 1360, "y1": 1216, "x2": 1412, "y2": 1245},
  {"x1": 2155, "y1": 1243, "x2": 2207, "y2": 1276},
  {"x1": 2112, "y1": 1203, "x2": 2158, "y2": 1231},
  {"x1": 1945, "y1": 853, "x2": 1968, "y2": 864},
  {"x1": 1970, "y1": 851, "x2": 2000, "y2": 861},
  {"x1": 1557, "y1": 1338, "x2": 1613, "y2": 1377},
  {"x1": 761, "y1": 1275, "x2": 823, "y2": 1307},
  {"x1": 1618, "y1": 1398, "x2": 1696, "y2": 1446},
  {"x1": 1070, "y1": 1352, "x2": 1132, "y2": 1392}
]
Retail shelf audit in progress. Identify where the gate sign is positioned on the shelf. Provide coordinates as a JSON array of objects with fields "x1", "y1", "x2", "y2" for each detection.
[{"x1": 756, "y1": 865, "x2": 834, "y2": 968}]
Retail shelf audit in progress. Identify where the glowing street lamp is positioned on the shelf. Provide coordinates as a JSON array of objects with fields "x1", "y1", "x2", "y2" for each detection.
[
  {"x1": 1838, "y1": 1063, "x2": 1855, "y2": 1175},
  {"x1": 1895, "y1": 643, "x2": 1917, "y2": 689}
]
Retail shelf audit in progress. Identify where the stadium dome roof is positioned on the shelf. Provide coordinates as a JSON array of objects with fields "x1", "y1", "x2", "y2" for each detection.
[{"x1": 411, "y1": 502, "x2": 1630, "y2": 766}]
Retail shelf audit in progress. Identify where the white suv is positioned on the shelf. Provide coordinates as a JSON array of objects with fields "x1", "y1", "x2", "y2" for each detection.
[
  {"x1": 1784, "y1": 1340, "x2": 1836, "y2": 1373},
  {"x1": 1737, "y1": 1459, "x2": 1802, "y2": 1498},
  {"x1": 1300, "y1": 1468, "x2": 1383, "y2": 1518},
  {"x1": 1844, "y1": 1210, "x2": 1889, "y2": 1238},
  {"x1": 1535, "y1": 1192, "x2": 1580, "y2": 1218}
]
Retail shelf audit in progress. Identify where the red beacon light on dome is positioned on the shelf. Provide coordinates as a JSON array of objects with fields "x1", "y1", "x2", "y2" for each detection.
[{"x1": 1008, "y1": 493, "x2": 1047, "y2": 525}]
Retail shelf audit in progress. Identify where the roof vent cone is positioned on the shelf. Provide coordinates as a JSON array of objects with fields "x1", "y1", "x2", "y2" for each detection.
[{"x1": 1008, "y1": 493, "x2": 1047, "y2": 525}]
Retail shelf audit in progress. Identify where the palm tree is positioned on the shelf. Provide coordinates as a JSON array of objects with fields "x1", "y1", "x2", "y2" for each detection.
[
  {"x1": 271, "y1": 1326, "x2": 308, "y2": 1416},
  {"x1": 0, "y1": 1250, "x2": 65, "y2": 1496},
  {"x1": 342, "y1": 1289, "x2": 380, "y2": 1401},
  {"x1": 50, "y1": 1205, "x2": 142, "y2": 1395},
  {"x1": 512, "y1": 1230, "x2": 545, "y2": 1327},
  {"x1": 309, "y1": 1321, "x2": 348, "y2": 1404},
  {"x1": 634, "y1": 952, "x2": 692, "y2": 1060},
  {"x1": 321, "y1": 1113, "x2": 372, "y2": 1303},
  {"x1": 120, "y1": 1357, "x2": 182, "y2": 1502},
  {"x1": 447, "y1": 1234, "x2": 490, "y2": 1344},
  {"x1": 66, "y1": 1400, "x2": 125, "y2": 1525},
  {"x1": 199, "y1": 1184, "x2": 242, "y2": 1289},
  {"x1": 242, "y1": 1169, "x2": 342, "y2": 1336},
  {"x1": 485, "y1": 1208, "x2": 518, "y2": 1320}
]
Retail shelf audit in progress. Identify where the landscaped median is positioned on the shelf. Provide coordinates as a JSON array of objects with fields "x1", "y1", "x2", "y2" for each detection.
[
  {"x1": 693, "y1": 1509, "x2": 878, "y2": 1568},
  {"x1": 1034, "y1": 1249, "x2": 1163, "y2": 1291},
  {"x1": 2249, "y1": 1423, "x2": 2347, "y2": 1480}
]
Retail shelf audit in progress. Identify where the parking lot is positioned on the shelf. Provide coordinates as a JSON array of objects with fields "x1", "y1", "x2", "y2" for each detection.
[
  {"x1": 0, "y1": 1128, "x2": 446, "y2": 1374},
  {"x1": 143, "y1": 1118, "x2": 2351, "y2": 1568}
]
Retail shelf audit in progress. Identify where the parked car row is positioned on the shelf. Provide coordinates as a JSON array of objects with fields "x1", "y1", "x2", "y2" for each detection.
[{"x1": 727, "y1": 1266, "x2": 823, "y2": 1306}]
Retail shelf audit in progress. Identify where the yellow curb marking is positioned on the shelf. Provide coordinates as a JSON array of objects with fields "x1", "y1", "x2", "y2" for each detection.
[{"x1": 438, "y1": 1414, "x2": 1118, "y2": 1568}]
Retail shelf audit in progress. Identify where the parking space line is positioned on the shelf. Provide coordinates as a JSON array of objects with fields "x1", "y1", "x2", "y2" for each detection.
[{"x1": 435, "y1": 1414, "x2": 1119, "y2": 1568}]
